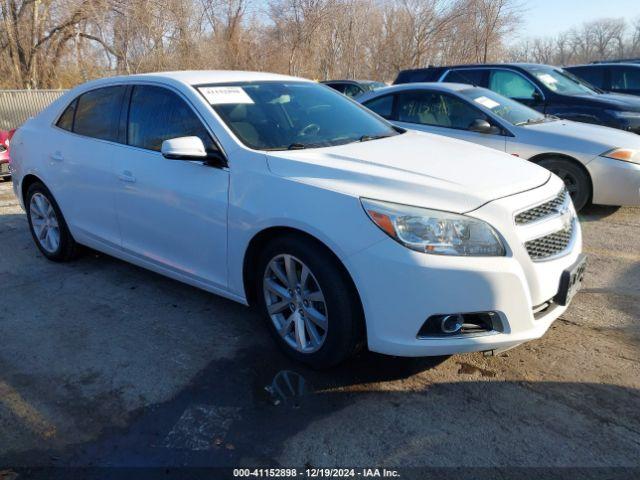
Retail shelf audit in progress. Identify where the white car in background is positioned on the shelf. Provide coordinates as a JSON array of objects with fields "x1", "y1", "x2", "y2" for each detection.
[
  {"x1": 10, "y1": 71, "x2": 584, "y2": 367},
  {"x1": 359, "y1": 83, "x2": 640, "y2": 211}
]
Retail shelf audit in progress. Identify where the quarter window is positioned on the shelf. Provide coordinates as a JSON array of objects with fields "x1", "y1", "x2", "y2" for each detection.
[
  {"x1": 364, "y1": 95, "x2": 394, "y2": 119},
  {"x1": 73, "y1": 86, "x2": 127, "y2": 142},
  {"x1": 127, "y1": 85, "x2": 217, "y2": 153},
  {"x1": 489, "y1": 70, "x2": 536, "y2": 99},
  {"x1": 56, "y1": 99, "x2": 77, "y2": 132}
]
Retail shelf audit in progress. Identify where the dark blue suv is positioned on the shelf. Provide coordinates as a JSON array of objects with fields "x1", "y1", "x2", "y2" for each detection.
[
  {"x1": 565, "y1": 63, "x2": 640, "y2": 97},
  {"x1": 394, "y1": 63, "x2": 640, "y2": 134}
]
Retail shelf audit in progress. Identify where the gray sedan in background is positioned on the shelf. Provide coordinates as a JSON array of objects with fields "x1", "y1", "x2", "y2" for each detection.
[{"x1": 359, "y1": 83, "x2": 640, "y2": 211}]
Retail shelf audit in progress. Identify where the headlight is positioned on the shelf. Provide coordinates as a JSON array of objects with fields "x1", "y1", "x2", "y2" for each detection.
[
  {"x1": 601, "y1": 148, "x2": 639, "y2": 164},
  {"x1": 606, "y1": 110, "x2": 640, "y2": 119},
  {"x1": 361, "y1": 198, "x2": 506, "y2": 256}
]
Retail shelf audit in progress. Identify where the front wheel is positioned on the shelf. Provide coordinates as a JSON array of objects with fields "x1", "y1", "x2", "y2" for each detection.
[
  {"x1": 536, "y1": 157, "x2": 591, "y2": 211},
  {"x1": 255, "y1": 235, "x2": 364, "y2": 369}
]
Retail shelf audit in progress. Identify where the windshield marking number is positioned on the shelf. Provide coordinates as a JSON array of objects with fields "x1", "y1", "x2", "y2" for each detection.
[{"x1": 199, "y1": 86, "x2": 254, "y2": 105}]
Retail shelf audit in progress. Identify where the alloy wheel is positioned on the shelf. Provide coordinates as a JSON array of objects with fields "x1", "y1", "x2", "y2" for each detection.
[
  {"x1": 29, "y1": 193, "x2": 60, "y2": 253},
  {"x1": 263, "y1": 254, "x2": 328, "y2": 353}
]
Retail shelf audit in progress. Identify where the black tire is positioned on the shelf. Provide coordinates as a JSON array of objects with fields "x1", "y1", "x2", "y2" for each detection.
[
  {"x1": 536, "y1": 157, "x2": 591, "y2": 211},
  {"x1": 255, "y1": 235, "x2": 364, "y2": 369},
  {"x1": 25, "y1": 182, "x2": 78, "y2": 262}
]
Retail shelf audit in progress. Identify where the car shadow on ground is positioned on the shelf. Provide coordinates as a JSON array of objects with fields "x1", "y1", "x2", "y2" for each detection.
[
  {"x1": 578, "y1": 204, "x2": 621, "y2": 222},
  {"x1": 1, "y1": 211, "x2": 639, "y2": 474}
]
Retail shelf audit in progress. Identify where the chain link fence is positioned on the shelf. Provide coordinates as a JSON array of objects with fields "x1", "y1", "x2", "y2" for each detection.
[{"x1": 0, "y1": 90, "x2": 67, "y2": 130}]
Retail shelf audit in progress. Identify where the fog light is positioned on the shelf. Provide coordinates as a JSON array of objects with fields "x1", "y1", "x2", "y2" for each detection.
[
  {"x1": 418, "y1": 311, "x2": 502, "y2": 338},
  {"x1": 440, "y1": 314, "x2": 463, "y2": 333}
]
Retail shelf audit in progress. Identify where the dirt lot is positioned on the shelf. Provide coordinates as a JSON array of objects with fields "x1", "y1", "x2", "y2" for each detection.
[{"x1": 0, "y1": 178, "x2": 639, "y2": 473}]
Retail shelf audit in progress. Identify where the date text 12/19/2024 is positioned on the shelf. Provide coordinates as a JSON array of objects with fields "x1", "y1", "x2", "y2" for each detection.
[{"x1": 233, "y1": 468, "x2": 401, "y2": 478}]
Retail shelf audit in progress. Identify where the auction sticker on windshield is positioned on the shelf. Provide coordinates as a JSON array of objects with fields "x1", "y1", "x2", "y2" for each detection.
[
  {"x1": 199, "y1": 86, "x2": 254, "y2": 105},
  {"x1": 537, "y1": 73, "x2": 558, "y2": 85},
  {"x1": 474, "y1": 96, "x2": 500, "y2": 109}
]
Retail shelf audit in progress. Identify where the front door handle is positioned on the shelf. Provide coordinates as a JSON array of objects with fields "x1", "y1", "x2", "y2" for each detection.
[
  {"x1": 50, "y1": 151, "x2": 64, "y2": 162},
  {"x1": 118, "y1": 171, "x2": 136, "y2": 183}
]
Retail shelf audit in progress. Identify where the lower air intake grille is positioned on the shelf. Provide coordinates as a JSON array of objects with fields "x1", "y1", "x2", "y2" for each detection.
[{"x1": 525, "y1": 222, "x2": 574, "y2": 260}]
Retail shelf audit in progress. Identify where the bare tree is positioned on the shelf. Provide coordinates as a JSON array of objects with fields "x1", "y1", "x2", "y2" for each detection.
[
  {"x1": 508, "y1": 16, "x2": 639, "y2": 65},
  {"x1": 1, "y1": 0, "x2": 528, "y2": 88},
  {"x1": 0, "y1": 0, "x2": 114, "y2": 87}
]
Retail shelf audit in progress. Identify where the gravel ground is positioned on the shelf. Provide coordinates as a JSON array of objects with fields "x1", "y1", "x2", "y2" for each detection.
[{"x1": 0, "y1": 178, "x2": 638, "y2": 473}]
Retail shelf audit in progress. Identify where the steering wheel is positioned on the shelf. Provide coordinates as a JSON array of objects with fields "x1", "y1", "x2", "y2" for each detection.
[{"x1": 299, "y1": 123, "x2": 320, "y2": 137}]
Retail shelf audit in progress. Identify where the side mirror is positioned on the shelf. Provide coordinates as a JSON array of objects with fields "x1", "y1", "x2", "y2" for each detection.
[
  {"x1": 532, "y1": 91, "x2": 544, "y2": 104},
  {"x1": 469, "y1": 119, "x2": 497, "y2": 134},
  {"x1": 161, "y1": 136, "x2": 207, "y2": 160}
]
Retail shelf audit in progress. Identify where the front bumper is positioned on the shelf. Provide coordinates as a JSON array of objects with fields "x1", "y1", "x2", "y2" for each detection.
[
  {"x1": 586, "y1": 156, "x2": 640, "y2": 206},
  {"x1": 346, "y1": 176, "x2": 583, "y2": 357}
]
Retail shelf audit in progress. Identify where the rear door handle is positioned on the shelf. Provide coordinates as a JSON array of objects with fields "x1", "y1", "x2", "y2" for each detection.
[
  {"x1": 118, "y1": 171, "x2": 136, "y2": 183},
  {"x1": 50, "y1": 152, "x2": 64, "y2": 162}
]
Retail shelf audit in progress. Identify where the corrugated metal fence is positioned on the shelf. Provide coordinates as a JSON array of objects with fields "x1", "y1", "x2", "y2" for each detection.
[{"x1": 0, "y1": 90, "x2": 67, "y2": 130}]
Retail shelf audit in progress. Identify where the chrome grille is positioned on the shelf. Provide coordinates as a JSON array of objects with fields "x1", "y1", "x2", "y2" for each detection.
[
  {"x1": 515, "y1": 189, "x2": 568, "y2": 225},
  {"x1": 525, "y1": 221, "x2": 574, "y2": 260}
]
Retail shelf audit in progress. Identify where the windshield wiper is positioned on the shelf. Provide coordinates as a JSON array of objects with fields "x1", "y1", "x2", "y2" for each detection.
[
  {"x1": 359, "y1": 134, "x2": 393, "y2": 142},
  {"x1": 516, "y1": 117, "x2": 546, "y2": 126},
  {"x1": 287, "y1": 143, "x2": 307, "y2": 150}
]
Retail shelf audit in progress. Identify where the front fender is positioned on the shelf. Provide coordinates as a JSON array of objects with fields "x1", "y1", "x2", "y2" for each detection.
[{"x1": 226, "y1": 168, "x2": 387, "y2": 300}]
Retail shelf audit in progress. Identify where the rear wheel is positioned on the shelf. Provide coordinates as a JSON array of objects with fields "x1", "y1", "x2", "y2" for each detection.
[
  {"x1": 255, "y1": 235, "x2": 364, "y2": 369},
  {"x1": 536, "y1": 157, "x2": 591, "y2": 211},
  {"x1": 26, "y1": 182, "x2": 77, "y2": 262}
]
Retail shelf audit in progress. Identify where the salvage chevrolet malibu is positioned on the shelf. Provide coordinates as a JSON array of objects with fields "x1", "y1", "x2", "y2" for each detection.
[{"x1": 9, "y1": 71, "x2": 585, "y2": 368}]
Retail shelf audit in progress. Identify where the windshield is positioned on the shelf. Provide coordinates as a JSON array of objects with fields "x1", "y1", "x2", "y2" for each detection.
[
  {"x1": 459, "y1": 87, "x2": 547, "y2": 126},
  {"x1": 527, "y1": 67, "x2": 598, "y2": 96},
  {"x1": 198, "y1": 81, "x2": 398, "y2": 150}
]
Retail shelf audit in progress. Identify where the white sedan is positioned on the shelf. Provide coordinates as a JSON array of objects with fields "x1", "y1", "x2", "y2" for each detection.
[{"x1": 10, "y1": 71, "x2": 584, "y2": 367}]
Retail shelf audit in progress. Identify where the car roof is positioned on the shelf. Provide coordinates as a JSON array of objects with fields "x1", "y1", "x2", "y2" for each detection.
[
  {"x1": 71, "y1": 70, "x2": 309, "y2": 92},
  {"x1": 399, "y1": 63, "x2": 556, "y2": 73},
  {"x1": 567, "y1": 63, "x2": 640, "y2": 68},
  {"x1": 357, "y1": 82, "x2": 475, "y2": 102},
  {"x1": 365, "y1": 82, "x2": 473, "y2": 95},
  {"x1": 321, "y1": 79, "x2": 379, "y2": 84},
  {"x1": 131, "y1": 70, "x2": 304, "y2": 84}
]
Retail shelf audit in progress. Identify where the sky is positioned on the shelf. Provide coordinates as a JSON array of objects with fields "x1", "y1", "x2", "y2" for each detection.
[{"x1": 516, "y1": 0, "x2": 640, "y2": 40}]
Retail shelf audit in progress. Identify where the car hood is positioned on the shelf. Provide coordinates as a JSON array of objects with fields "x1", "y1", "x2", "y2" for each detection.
[
  {"x1": 521, "y1": 119, "x2": 640, "y2": 153},
  {"x1": 571, "y1": 92, "x2": 640, "y2": 111},
  {"x1": 265, "y1": 130, "x2": 550, "y2": 213}
]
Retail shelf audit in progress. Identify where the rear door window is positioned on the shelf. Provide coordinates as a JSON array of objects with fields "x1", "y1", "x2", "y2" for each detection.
[
  {"x1": 127, "y1": 85, "x2": 217, "y2": 153},
  {"x1": 489, "y1": 70, "x2": 537, "y2": 100},
  {"x1": 73, "y1": 86, "x2": 127, "y2": 142},
  {"x1": 611, "y1": 66, "x2": 640, "y2": 90}
]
